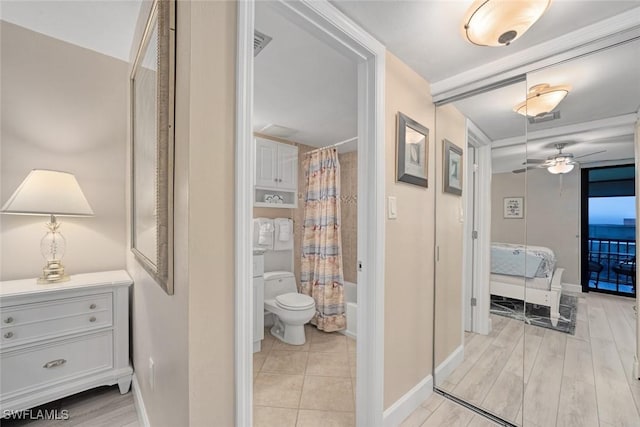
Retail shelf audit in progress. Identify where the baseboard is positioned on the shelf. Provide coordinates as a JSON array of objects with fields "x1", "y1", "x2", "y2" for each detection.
[
  {"x1": 382, "y1": 374, "x2": 433, "y2": 427},
  {"x1": 434, "y1": 345, "x2": 464, "y2": 387},
  {"x1": 562, "y1": 283, "x2": 583, "y2": 293},
  {"x1": 338, "y1": 329, "x2": 357, "y2": 340},
  {"x1": 132, "y1": 374, "x2": 151, "y2": 427}
]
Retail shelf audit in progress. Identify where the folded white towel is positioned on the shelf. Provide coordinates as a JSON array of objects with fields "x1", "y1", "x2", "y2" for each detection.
[
  {"x1": 273, "y1": 219, "x2": 294, "y2": 251},
  {"x1": 277, "y1": 218, "x2": 291, "y2": 241},
  {"x1": 254, "y1": 218, "x2": 274, "y2": 249}
]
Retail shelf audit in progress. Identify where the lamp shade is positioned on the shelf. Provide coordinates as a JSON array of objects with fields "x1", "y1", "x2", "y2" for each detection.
[
  {"x1": 462, "y1": 0, "x2": 552, "y2": 47},
  {"x1": 1, "y1": 169, "x2": 94, "y2": 216},
  {"x1": 514, "y1": 83, "x2": 571, "y2": 117}
]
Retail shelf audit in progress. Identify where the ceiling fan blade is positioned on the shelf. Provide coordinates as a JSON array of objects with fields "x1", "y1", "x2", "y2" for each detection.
[
  {"x1": 512, "y1": 166, "x2": 538, "y2": 174},
  {"x1": 574, "y1": 150, "x2": 606, "y2": 159},
  {"x1": 524, "y1": 159, "x2": 546, "y2": 164}
]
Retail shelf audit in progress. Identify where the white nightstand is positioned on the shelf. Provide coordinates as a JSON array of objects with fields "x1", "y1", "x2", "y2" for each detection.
[{"x1": 0, "y1": 270, "x2": 133, "y2": 412}]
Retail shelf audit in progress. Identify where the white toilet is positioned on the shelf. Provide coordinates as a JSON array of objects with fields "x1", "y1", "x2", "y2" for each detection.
[{"x1": 263, "y1": 271, "x2": 316, "y2": 345}]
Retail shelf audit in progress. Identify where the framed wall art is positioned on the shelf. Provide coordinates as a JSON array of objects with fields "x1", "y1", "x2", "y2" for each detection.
[
  {"x1": 396, "y1": 112, "x2": 429, "y2": 187},
  {"x1": 504, "y1": 196, "x2": 524, "y2": 219},
  {"x1": 443, "y1": 139, "x2": 463, "y2": 196}
]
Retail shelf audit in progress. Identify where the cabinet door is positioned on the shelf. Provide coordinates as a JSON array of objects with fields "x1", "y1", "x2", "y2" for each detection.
[
  {"x1": 277, "y1": 144, "x2": 298, "y2": 191},
  {"x1": 255, "y1": 139, "x2": 278, "y2": 188}
]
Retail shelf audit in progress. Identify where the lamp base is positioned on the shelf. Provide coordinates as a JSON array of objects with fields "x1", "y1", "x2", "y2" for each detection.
[{"x1": 37, "y1": 261, "x2": 70, "y2": 284}]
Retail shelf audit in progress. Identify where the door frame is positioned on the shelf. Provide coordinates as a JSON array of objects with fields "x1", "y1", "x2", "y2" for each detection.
[
  {"x1": 463, "y1": 119, "x2": 492, "y2": 335},
  {"x1": 235, "y1": 2, "x2": 386, "y2": 426}
]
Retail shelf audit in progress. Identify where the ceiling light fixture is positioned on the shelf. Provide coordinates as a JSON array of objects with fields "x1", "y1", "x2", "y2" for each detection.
[
  {"x1": 462, "y1": 0, "x2": 552, "y2": 47},
  {"x1": 547, "y1": 157, "x2": 574, "y2": 174},
  {"x1": 513, "y1": 83, "x2": 571, "y2": 117}
]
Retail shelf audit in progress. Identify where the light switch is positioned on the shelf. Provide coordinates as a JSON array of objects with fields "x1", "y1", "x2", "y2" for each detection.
[{"x1": 388, "y1": 196, "x2": 397, "y2": 219}]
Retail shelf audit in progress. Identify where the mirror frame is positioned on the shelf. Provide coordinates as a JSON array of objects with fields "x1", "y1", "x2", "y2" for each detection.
[{"x1": 130, "y1": 0, "x2": 176, "y2": 294}]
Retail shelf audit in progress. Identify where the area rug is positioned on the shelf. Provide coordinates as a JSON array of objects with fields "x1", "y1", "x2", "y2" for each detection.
[{"x1": 490, "y1": 294, "x2": 578, "y2": 335}]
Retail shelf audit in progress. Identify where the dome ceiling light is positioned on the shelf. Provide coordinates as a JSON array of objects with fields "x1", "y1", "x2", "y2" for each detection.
[
  {"x1": 462, "y1": 0, "x2": 552, "y2": 47},
  {"x1": 513, "y1": 83, "x2": 571, "y2": 117}
]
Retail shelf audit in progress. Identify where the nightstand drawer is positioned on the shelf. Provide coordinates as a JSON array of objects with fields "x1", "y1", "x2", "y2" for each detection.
[
  {"x1": 1, "y1": 310, "x2": 112, "y2": 347},
  {"x1": 1, "y1": 293, "x2": 112, "y2": 326},
  {"x1": 1, "y1": 331, "x2": 113, "y2": 396}
]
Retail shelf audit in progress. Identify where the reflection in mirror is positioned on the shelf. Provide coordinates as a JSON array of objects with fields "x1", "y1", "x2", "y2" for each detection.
[
  {"x1": 521, "y1": 39, "x2": 640, "y2": 426},
  {"x1": 433, "y1": 80, "x2": 528, "y2": 425}
]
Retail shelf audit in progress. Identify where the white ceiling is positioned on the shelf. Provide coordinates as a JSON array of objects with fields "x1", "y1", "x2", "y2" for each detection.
[
  {"x1": 2, "y1": 0, "x2": 637, "y2": 164},
  {"x1": 332, "y1": 0, "x2": 639, "y2": 83},
  {"x1": 334, "y1": 0, "x2": 640, "y2": 173},
  {"x1": 254, "y1": 2, "x2": 358, "y2": 150},
  {"x1": 0, "y1": 0, "x2": 142, "y2": 62}
]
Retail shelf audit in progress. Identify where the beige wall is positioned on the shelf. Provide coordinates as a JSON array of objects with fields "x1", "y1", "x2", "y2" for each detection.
[
  {"x1": 434, "y1": 104, "x2": 466, "y2": 367},
  {"x1": 0, "y1": 21, "x2": 127, "y2": 281},
  {"x1": 491, "y1": 169, "x2": 581, "y2": 284},
  {"x1": 186, "y1": 1, "x2": 237, "y2": 425},
  {"x1": 383, "y1": 52, "x2": 436, "y2": 408}
]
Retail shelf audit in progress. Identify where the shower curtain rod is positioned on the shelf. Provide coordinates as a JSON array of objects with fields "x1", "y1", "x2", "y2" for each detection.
[{"x1": 305, "y1": 136, "x2": 358, "y2": 155}]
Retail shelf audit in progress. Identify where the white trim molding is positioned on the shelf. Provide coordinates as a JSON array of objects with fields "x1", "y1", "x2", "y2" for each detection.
[
  {"x1": 235, "y1": 1, "x2": 255, "y2": 425},
  {"x1": 434, "y1": 345, "x2": 464, "y2": 387},
  {"x1": 132, "y1": 374, "x2": 151, "y2": 427},
  {"x1": 466, "y1": 119, "x2": 493, "y2": 336},
  {"x1": 382, "y1": 375, "x2": 433, "y2": 427},
  {"x1": 235, "y1": 2, "x2": 386, "y2": 427},
  {"x1": 432, "y1": 7, "x2": 640, "y2": 102}
]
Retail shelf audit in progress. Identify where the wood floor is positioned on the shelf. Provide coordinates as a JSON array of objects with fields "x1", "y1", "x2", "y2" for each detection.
[
  {"x1": 1, "y1": 386, "x2": 138, "y2": 427},
  {"x1": 427, "y1": 291, "x2": 640, "y2": 427}
]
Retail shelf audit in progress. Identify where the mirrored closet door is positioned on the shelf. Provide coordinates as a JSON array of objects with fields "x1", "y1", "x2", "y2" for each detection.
[
  {"x1": 521, "y1": 38, "x2": 640, "y2": 427},
  {"x1": 433, "y1": 79, "x2": 529, "y2": 425}
]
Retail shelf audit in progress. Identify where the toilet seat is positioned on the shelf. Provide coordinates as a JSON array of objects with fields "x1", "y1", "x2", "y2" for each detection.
[{"x1": 275, "y1": 293, "x2": 315, "y2": 311}]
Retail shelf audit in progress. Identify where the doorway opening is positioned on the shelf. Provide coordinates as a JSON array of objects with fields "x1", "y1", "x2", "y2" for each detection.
[{"x1": 581, "y1": 164, "x2": 636, "y2": 297}]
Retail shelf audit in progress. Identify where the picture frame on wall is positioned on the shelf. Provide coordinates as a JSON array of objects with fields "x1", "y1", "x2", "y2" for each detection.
[
  {"x1": 396, "y1": 112, "x2": 429, "y2": 187},
  {"x1": 504, "y1": 196, "x2": 524, "y2": 219},
  {"x1": 443, "y1": 139, "x2": 463, "y2": 196}
]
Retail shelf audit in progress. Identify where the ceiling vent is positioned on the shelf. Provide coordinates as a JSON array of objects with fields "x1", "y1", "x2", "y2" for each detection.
[
  {"x1": 528, "y1": 111, "x2": 560, "y2": 125},
  {"x1": 254, "y1": 30, "x2": 272, "y2": 57},
  {"x1": 258, "y1": 124, "x2": 298, "y2": 139}
]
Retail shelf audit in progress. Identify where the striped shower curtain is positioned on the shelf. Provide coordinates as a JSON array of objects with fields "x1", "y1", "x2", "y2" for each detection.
[{"x1": 301, "y1": 148, "x2": 346, "y2": 332}]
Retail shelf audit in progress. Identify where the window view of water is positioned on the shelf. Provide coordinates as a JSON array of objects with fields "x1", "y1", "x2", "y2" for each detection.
[{"x1": 588, "y1": 196, "x2": 636, "y2": 294}]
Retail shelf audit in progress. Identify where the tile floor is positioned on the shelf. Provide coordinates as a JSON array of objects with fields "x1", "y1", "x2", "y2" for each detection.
[{"x1": 253, "y1": 324, "x2": 357, "y2": 427}]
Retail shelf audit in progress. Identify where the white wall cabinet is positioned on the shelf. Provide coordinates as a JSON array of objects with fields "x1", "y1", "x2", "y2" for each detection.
[
  {"x1": 0, "y1": 271, "x2": 133, "y2": 413},
  {"x1": 255, "y1": 138, "x2": 298, "y2": 208}
]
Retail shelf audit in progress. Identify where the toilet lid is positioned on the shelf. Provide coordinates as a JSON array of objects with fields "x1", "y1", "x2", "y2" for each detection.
[{"x1": 275, "y1": 293, "x2": 315, "y2": 310}]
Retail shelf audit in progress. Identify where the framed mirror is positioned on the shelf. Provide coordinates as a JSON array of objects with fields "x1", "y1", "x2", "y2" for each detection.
[{"x1": 131, "y1": 0, "x2": 176, "y2": 294}]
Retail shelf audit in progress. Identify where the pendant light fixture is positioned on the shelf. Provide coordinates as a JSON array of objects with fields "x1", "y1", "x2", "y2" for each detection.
[
  {"x1": 513, "y1": 83, "x2": 571, "y2": 117},
  {"x1": 462, "y1": 0, "x2": 552, "y2": 47}
]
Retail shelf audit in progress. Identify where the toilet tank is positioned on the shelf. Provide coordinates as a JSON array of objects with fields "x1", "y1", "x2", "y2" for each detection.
[{"x1": 263, "y1": 271, "x2": 297, "y2": 300}]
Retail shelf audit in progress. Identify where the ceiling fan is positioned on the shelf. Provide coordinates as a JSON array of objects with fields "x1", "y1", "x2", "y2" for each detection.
[{"x1": 512, "y1": 143, "x2": 606, "y2": 174}]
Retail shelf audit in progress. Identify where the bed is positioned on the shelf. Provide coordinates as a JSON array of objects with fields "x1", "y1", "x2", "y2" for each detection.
[{"x1": 490, "y1": 243, "x2": 564, "y2": 326}]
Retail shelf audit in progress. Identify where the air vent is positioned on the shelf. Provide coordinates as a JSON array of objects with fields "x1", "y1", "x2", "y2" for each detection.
[
  {"x1": 254, "y1": 30, "x2": 272, "y2": 57},
  {"x1": 528, "y1": 111, "x2": 561, "y2": 124},
  {"x1": 259, "y1": 124, "x2": 298, "y2": 139}
]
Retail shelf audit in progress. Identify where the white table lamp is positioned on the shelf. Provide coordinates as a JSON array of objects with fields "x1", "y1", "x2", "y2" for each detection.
[{"x1": 1, "y1": 169, "x2": 94, "y2": 283}]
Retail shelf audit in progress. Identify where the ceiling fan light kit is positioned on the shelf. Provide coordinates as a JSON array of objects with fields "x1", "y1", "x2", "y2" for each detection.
[
  {"x1": 513, "y1": 83, "x2": 571, "y2": 117},
  {"x1": 462, "y1": 0, "x2": 552, "y2": 47}
]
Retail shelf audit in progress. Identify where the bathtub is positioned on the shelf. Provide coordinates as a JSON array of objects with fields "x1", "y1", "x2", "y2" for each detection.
[{"x1": 344, "y1": 281, "x2": 357, "y2": 339}]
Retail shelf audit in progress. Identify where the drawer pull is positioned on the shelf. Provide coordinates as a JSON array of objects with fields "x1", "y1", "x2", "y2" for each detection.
[
  {"x1": 4, "y1": 332, "x2": 14, "y2": 339},
  {"x1": 89, "y1": 316, "x2": 97, "y2": 323},
  {"x1": 90, "y1": 304, "x2": 97, "y2": 309},
  {"x1": 4, "y1": 316, "x2": 13, "y2": 324},
  {"x1": 43, "y1": 359, "x2": 67, "y2": 369}
]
